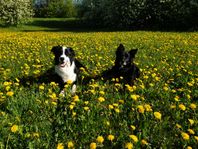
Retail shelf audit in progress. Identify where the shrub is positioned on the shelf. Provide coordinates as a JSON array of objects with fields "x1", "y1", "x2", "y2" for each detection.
[
  {"x1": 34, "y1": 0, "x2": 77, "y2": 18},
  {"x1": 79, "y1": 0, "x2": 198, "y2": 30},
  {"x1": 0, "y1": 0, "x2": 34, "y2": 26}
]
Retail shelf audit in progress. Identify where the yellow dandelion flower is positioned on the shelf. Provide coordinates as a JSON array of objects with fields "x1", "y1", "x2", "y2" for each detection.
[
  {"x1": 84, "y1": 106, "x2": 89, "y2": 111},
  {"x1": 49, "y1": 93, "x2": 58, "y2": 100},
  {"x1": 174, "y1": 96, "x2": 179, "y2": 101},
  {"x1": 194, "y1": 136, "x2": 198, "y2": 142},
  {"x1": 163, "y1": 86, "x2": 169, "y2": 91},
  {"x1": 151, "y1": 73, "x2": 156, "y2": 78},
  {"x1": 113, "y1": 103, "x2": 119, "y2": 107},
  {"x1": 131, "y1": 94, "x2": 138, "y2": 101},
  {"x1": 149, "y1": 83, "x2": 154, "y2": 87},
  {"x1": 187, "y1": 82, "x2": 193, "y2": 87},
  {"x1": 84, "y1": 101, "x2": 89, "y2": 105},
  {"x1": 5, "y1": 86, "x2": 10, "y2": 91},
  {"x1": 170, "y1": 105, "x2": 176, "y2": 109},
  {"x1": 57, "y1": 143, "x2": 64, "y2": 149},
  {"x1": 126, "y1": 85, "x2": 133, "y2": 92},
  {"x1": 11, "y1": 124, "x2": 19, "y2": 133},
  {"x1": 67, "y1": 141, "x2": 74, "y2": 148},
  {"x1": 144, "y1": 104, "x2": 152, "y2": 112},
  {"x1": 6, "y1": 91, "x2": 14, "y2": 97},
  {"x1": 73, "y1": 95, "x2": 80, "y2": 102},
  {"x1": 130, "y1": 125, "x2": 136, "y2": 131},
  {"x1": 25, "y1": 132, "x2": 31, "y2": 138},
  {"x1": 181, "y1": 132, "x2": 190, "y2": 140},
  {"x1": 99, "y1": 91, "x2": 105, "y2": 95},
  {"x1": 129, "y1": 135, "x2": 138, "y2": 143},
  {"x1": 188, "y1": 119, "x2": 194, "y2": 125},
  {"x1": 155, "y1": 76, "x2": 160, "y2": 81},
  {"x1": 141, "y1": 139, "x2": 148, "y2": 145},
  {"x1": 15, "y1": 78, "x2": 20, "y2": 83},
  {"x1": 52, "y1": 101, "x2": 57, "y2": 106},
  {"x1": 96, "y1": 136, "x2": 104, "y2": 144},
  {"x1": 39, "y1": 85, "x2": 44, "y2": 90},
  {"x1": 188, "y1": 129, "x2": 195, "y2": 135},
  {"x1": 186, "y1": 146, "x2": 192, "y2": 149},
  {"x1": 67, "y1": 80, "x2": 73, "y2": 84},
  {"x1": 137, "y1": 105, "x2": 145, "y2": 113},
  {"x1": 176, "y1": 124, "x2": 182, "y2": 129},
  {"x1": 80, "y1": 67, "x2": 85, "y2": 71},
  {"x1": 33, "y1": 132, "x2": 40, "y2": 138},
  {"x1": 69, "y1": 105, "x2": 74, "y2": 110},
  {"x1": 154, "y1": 112, "x2": 162, "y2": 120},
  {"x1": 107, "y1": 134, "x2": 115, "y2": 141},
  {"x1": 114, "y1": 108, "x2": 120, "y2": 113},
  {"x1": 125, "y1": 142, "x2": 133, "y2": 149},
  {"x1": 179, "y1": 104, "x2": 186, "y2": 111},
  {"x1": 3, "y1": 81, "x2": 12, "y2": 86},
  {"x1": 186, "y1": 94, "x2": 191, "y2": 99},
  {"x1": 50, "y1": 82, "x2": 57, "y2": 86},
  {"x1": 106, "y1": 121, "x2": 110, "y2": 126},
  {"x1": 140, "y1": 84, "x2": 145, "y2": 89},
  {"x1": 90, "y1": 142, "x2": 97, "y2": 149},
  {"x1": 97, "y1": 97, "x2": 105, "y2": 102},
  {"x1": 119, "y1": 99, "x2": 124, "y2": 104},
  {"x1": 72, "y1": 112, "x2": 76, "y2": 117},
  {"x1": 14, "y1": 82, "x2": 19, "y2": 86},
  {"x1": 132, "y1": 86, "x2": 137, "y2": 90},
  {"x1": 189, "y1": 103, "x2": 196, "y2": 110}
]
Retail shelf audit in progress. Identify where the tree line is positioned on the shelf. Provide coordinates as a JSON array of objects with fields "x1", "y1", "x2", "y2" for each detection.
[{"x1": 0, "y1": 0, "x2": 197, "y2": 30}]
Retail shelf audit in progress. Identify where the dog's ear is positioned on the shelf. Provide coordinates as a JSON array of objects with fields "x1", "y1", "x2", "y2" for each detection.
[
  {"x1": 67, "y1": 47, "x2": 75, "y2": 57},
  {"x1": 51, "y1": 45, "x2": 61, "y2": 54},
  {"x1": 129, "y1": 49, "x2": 138, "y2": 58},
  {"x1": 116, "y1": 44, "x2": 125, "y2": 55},
  {"x1": 116, "y1": 44, "x2": 124, "y2": 52}
]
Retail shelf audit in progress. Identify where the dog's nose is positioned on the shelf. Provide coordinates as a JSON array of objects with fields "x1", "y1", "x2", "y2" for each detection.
[{"x1": 59, "y1": 57, "x2": 64, "y2": 62}]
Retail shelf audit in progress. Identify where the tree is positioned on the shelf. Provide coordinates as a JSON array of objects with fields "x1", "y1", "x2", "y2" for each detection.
[
  {"x1": 0, "y1": 0, "x2": 34, "y2": 26},
  {"x1": 79, "y1": 0, "x2": 198, "y2": 30},
  {"x1": 34, "y1": 0, "x2": 77, "y2": 18}
]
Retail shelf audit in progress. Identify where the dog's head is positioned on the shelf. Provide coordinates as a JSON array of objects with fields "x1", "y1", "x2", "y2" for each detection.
[
  {"x1": 115, "y1": 44, "x2": 138, "y2": 68},
  {"x1": 51, "y1": 45, "x2": 75, "y2": 68}
]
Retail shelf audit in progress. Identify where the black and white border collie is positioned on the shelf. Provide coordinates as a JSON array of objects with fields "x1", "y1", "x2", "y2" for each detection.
[
  {"x1": 51, "y1": 45, "x2": 85, "y2": 95},
  {"x1": 98, "y1": 44, "x2": 140, "y2": 85}
]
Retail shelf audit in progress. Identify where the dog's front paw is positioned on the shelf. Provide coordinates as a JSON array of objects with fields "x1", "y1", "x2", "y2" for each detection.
[{"x1": 71, "y1": 84, "x2": 77, "y2": 96}]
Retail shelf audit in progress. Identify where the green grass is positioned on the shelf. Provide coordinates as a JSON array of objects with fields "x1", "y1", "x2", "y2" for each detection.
[
  {"x1": 0, "y1": 18, "x2": 101, "y2": 32},
  {"x1": 0, "y1": 23, "x2": 197, "y2": 148}
]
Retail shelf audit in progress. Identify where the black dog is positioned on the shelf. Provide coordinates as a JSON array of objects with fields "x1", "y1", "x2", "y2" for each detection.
[{"x1": 96, "y1": 44, "x2": 140, "y2": 85}]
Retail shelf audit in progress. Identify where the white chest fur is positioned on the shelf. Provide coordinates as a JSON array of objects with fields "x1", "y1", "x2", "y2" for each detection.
[{"x1": 55, "y1": 62, "x2": 77, "y2": 83}]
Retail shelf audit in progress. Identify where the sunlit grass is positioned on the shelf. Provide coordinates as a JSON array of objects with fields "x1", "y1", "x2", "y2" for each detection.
[{"x1": 0, "y1": 30, "x2": 197, "y2": 148}]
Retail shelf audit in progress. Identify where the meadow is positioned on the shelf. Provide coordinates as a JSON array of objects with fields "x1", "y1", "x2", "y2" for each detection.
[{"x1": 0, "y1": 29, "x2": 197, "y2": 148}]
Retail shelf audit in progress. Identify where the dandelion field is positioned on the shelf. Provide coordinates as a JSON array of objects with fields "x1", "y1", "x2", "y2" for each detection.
[{"x1": 0, "y1": 30, "x2": 197, "y2": 149}]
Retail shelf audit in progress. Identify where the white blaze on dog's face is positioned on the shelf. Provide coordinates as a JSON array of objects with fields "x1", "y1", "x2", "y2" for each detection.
[
  {"x1": 59, "y1": 47, "x2": 71, "y2": 67},
  {"x1": 51, "y1": 45, "x2": 75, "y2": 68}
]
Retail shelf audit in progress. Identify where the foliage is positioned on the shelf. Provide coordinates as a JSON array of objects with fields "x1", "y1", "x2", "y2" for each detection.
[
  {"x1": 34, "y1": 0, "x2": 77, "y2": 18},
  {"x1": 80, "y1": 0, "x2": 198, "y2": 30},
  {"x1": 0, "y1": 30, "x2": 197, "y2": 148},
  {"x1": 0, "y1": 0, "x2": 33, "y2": 26}
]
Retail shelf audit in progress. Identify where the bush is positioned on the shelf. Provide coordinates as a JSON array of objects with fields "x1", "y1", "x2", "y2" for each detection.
[
  {"x1": 0, "y1": 0, "x2": 33, "y2": 26},
  {"x1": 34, "y1": 0, "x2": 77, "y2": 18},
  {"x1": 80, "y1": 0, "x2": 198, "y2": 30}
]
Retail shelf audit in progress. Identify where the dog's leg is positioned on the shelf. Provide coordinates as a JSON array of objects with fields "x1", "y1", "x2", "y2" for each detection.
[{"x1": 71, "y1": 84, "x2": 77, "y2": 96}]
